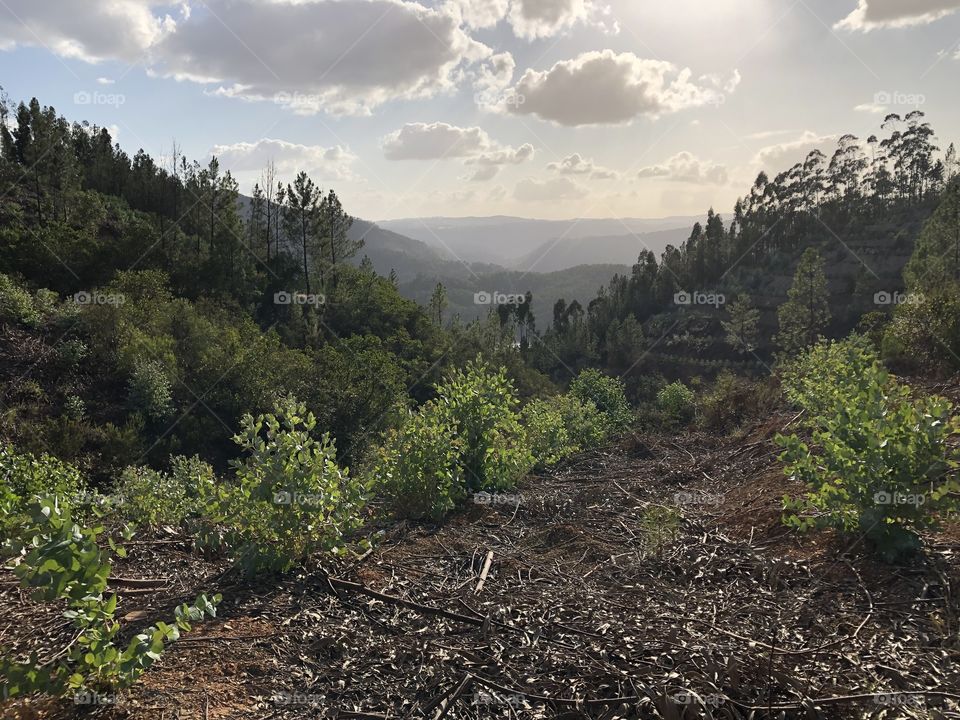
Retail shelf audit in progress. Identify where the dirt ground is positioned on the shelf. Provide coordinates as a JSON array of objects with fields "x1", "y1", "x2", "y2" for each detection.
[{"x1": 2, "y1": 413, "x2": 959, "y2": 719}]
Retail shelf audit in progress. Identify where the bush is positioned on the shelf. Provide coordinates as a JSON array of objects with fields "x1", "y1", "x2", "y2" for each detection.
[
  {"x1": 1, "y1": 497, "x2": 219, "y2": 697},
  {"x1": 373, "y1": 360, "x2": 533, "y2": 521},
  {"x1": 656, "y1": 381, "x2": 695, "y2": 426},
  {"x1": 0, "y1": 273, "x2": 42, "y2": 327},
  {"x1": 373, "y1": 402, "x2": 464, "y2": 521},
  {"x1": 127, "y1": 358, "x2": 174, "y2": 422},
  {"x1": 0, "y1": 444, "x2": 84, "y2": 536},
  {"x1": 780, "y1": 334, "x2": 876, "y2": 420},
  {"x1": 522, "y1": 394, "x2": 608, "y2": 468},
  {"x1": 117, "y1": 455, "x2": 216, "y2": 527},
  {"x1": 776, "y1": 340, "x2": 960, "y2": 560},
  {"x1": 214, "y1": 397, "x2": 368, "y2": 574},
  {"x1": 434, "y1": 359, "x2": 533, "y2": 492},
  {"x1": 569, "y1": 369, "x2": 633, "y2": 432}
]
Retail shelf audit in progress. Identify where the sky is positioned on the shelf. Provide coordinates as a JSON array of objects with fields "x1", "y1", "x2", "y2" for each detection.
[{"x1": 0, "y1": 0, "x2": 958, "y2": 222}]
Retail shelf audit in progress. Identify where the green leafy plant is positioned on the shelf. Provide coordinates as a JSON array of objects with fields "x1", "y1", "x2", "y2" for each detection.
[
  {"x1": 569, "y1": 369, "x2": 633, "y2": 432},
  {"x1": 117, "y1": 455, "x2": 216, "y2": 527},
  {"x1": 0, "y1": 444, "x2": 84, "y2": 537},
  {"x1": 522, "y1": 394, "x2": 608, "y2": 468},
  {"x1": 0, "y1": 497, "x2": 219, "y2": 697},
  {"x1": 127, "y1": 358, "x2": 174, "y2": 422},
  {"x1": 777, "y1": 339, "x2": 960, "y2": 560},
  {"x1": 373, "y1": 402, "x2": 464, "y2": 521},
  {"x1": 434, "y1": 359, "x2": 533, "y2": 492},
  {"x1": 214, "y1": 396, "x2": 368, "y2": 574},
  {"x1": 656, "y1": 381, "x2": 696, "y2": 426}
]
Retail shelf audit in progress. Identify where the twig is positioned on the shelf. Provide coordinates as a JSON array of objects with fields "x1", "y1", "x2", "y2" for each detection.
[{"x1": 474, "y1": 551, "x2": 494, "y2": 595}]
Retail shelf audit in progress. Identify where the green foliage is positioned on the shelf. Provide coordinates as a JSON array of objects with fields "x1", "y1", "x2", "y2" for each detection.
[
  {"x1": 722, "y1": 295, "x2": 760, "y2": 355},
  {"x1": 1, "y1": 497, "x2": 219, "y2": 697},
  {"x1": 116, "y1": 455, "x2": 216, "y2": 527},
  {"x1": 434, "y1": 359, "x2": 533, "y2": 492},
  {"x1": 374, "y1": 360, "x2": 533, "y2": 521},
  {"x1": 776, "y1": 339, "x2": 960, "y2": 559},
  {"x1": 0, "y1": 444, "x2": 84, "y2": 535},
  {"x1": 656, "y1": 381, "x2": 696, "y2": 426},
  {"x1": 213, "y1": 397, "x2": 368, "y2": 574},
  {"x1": 522, "y1": 394, "x2": 608, "y2": 468},
  {"x1": 775, "y1": 247, "x2": 831, "y2": 356},
  {"x1": 569, "y1": 369, "x2": 633, "y2": 432},
  {"x1": 127, "y1": 358, "x2": 174, "y2": 422},
  {"x1": 0, "y1": 273, "x2": 42, "y2": 327},
  {"x1": 373, "y1": 402, "x2": 464, "y2": 521}
]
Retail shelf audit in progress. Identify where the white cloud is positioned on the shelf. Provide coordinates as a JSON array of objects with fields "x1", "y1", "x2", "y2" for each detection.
[
  {"x1": 0, "y1": 0, "x2": 174, "y2": 63},
  {"x1": 836, "y1": 0, "x2": 960, "y2": 30},
  {"x1": 449, "y1": 0, "x2": 612, "y2": 38},
  {"x1": 507, "y1": 50, "x2": 733, "y2": 126},
  {"x1": 466, "y1": 165, "x2": 500, "y2": 182},
  {"x1": 153, "y1": 0, "x2": 492, "y2": 116},
  {"x1": 637, "y1": 151, "x2": 728, "y2": 184},
  {"x1": 96, "y1": 77, "x2": 115, "y2": 85},
  {"x1": 466, "y1": 143, "x2": 535, "y2": 165},
  {"x1": 211, "y1": 138, "x2": 356, "y2": 181},
  {"x1": 514, "y1": 176, "x2": 587, "y2": 202},
  {"x1": 547, "y1": 152, "x2": 618, "y2": 179},
  {"x1": 854, "y1": 102, "x2": 887, "y2": 114},
  {"x1": 753, "y1": 131, "x2": 838, "y2": 171},
  {"x1": 382, "y1": 122, "x2": 492, "y2": 160}
]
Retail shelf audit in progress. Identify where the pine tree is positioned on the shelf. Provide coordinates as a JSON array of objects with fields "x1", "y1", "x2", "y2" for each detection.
[
  {"x1": 721, "y1": 295, "x2": 760, "y2": 355},
  {"x1": 775, "y1": 247, "x2": 831, "y2": 355},
  {"x1": 429, "y1": 282, "x2": 447, "y2": 326}
]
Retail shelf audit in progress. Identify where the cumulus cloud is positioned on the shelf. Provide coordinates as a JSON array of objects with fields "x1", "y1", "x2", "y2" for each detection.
[
  {"x1": 466, "y1": 143, "x2": 535, "y2": 166},
  {"x1": 547, "y1": 153, "x2": 618, "y2": 179},
  {"x1": 0, "y1": 0, "x2": 175, "y2": 63},
  {"x1": 854, "y1": 102, "x2": 887, "y2": 114},
  {"x1": 507, "y1": 50, "x2": 734, "y2": 126},
  {"x1": 514, "y1": 176, "x2": 586, "y2": 202},
  {"x1": 211, "y1": 138, "x2": 357, "y2": 180},
  {"x1": 466, "y1": 165, "x2": 501, "y2": 182},
  {"x1": 637, "y1": 151, "x2": 728, "y2": 185},
  {"x1": 836, "y1": 0, "x2": 960, "y2": 30},
  {"x1": 449, "y1": 0, "x2": 612, "y2": 38},
  {"x1": 154, "y1": 0, "x2": 491, "y2": 116},
  {"x1": 382, "y1": 122, "x2": 492, "y2": 160},
  {"x1": 753, "y1": 131, "x2": 838, "y2": 171}
]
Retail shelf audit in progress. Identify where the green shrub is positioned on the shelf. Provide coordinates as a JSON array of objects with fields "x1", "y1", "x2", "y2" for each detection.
[
  {"x1": 0, "y1": 273, "x2": 41, "y2": 327},
  {"x1": 780, "y1": 334, "x2": 877, "y2": 420},
  {"x1": 1, "y1": 497, "x2": 219, "y2": 697},
  {"x1": 373, "y1": 402, "x2": 464, "y2": 521},
  {"x1": 127, "y1": 358, "x2": 174, "y2": 422},
  {"x1": 656, "y1": 381, "x2": 695, "y2": 426},
  {"x1": 117, "y1": 455, "x2": 216, "y2": 527},
  {"x1": 776, "y1": 341, "x2": 960, "y2": 560},
  {"x1": 522, "y1": 394, "x2": 608, "y2": 467},
  {"x1": 214, "y1": 397, "x2": 368, "y2": 574},
  {"x1": 434, "y1": 359, "x2": 533, "y2": 492},
  {"x1": 0, "y1": 444, "x2": 84, "y2": 536},
  {"x1": 569, "y1": 369, "x2": 633, "y2": 432}
]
